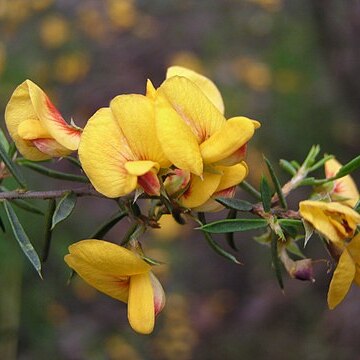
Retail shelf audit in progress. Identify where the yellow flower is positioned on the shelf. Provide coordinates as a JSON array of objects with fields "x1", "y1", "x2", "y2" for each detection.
[
  {"x1": 78, "y1": 95, "x2": 170, "y2": 197},
  {"x1": 299, "y1": 200, "x2": 360, "y2": 247},
  {"x1": 327, "y1": 233, "x2": 360, "y2": 309},
  {"x1": 39, "y1": 15, "x2": 70, "y2": 49},
  {"x1": 5, "y1": 80, "x2": 82, "y2": 160},
  {"x1": 64, "y1": 240, "x2": 165, "y2": 334},
  {"x1": 325, "y1": 158, "x2": 359, "y2": 208},
  {"x1": 147, "y1": 66, "x2": 258, "y2": 208}
]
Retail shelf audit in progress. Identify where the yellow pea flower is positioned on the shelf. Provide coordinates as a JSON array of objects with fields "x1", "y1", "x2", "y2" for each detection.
[
  {"x1": 328, "y1": 233, "x2": 360, "y2": 309},
  {"x1": 148, "y1": 66, "x2": 260, "y2": 176},
  {"x1": 78, "y1": 94, "x2": 171, "y2": 198},
  {"x1": 147, "y1": 66, "x2": 257, "y2": 208},
  {"x1": 64, "y1": 240, "x2": 165, "y2": 334},
  {"x1": 5, "y1": 80, "x2": 82, "y2": 161},
  {"x1": 325, "y1": 158, "x2": 359, "y2": 208},
  {"x1": 299, "y1": 200, "x2": 360, "y2": 247}
]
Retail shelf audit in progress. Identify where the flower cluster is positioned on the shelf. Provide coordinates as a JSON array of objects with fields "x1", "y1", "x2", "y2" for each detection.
[
  {"x1": 4, "y1": 66, "x2": 258, "y2": 333},
  {"x1": 299, "y1": 159, "x2": 360, "y2": 309}
]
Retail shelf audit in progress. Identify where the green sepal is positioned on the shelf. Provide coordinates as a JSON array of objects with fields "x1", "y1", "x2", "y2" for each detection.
[
  {"x1": 51, "y1": 192, "x2": 77, "y2": 230},
  {"x1": 3, "y1": 200, "x2": 42, "y2": 278}
]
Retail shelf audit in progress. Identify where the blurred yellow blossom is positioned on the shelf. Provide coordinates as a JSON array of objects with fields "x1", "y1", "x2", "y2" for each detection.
[
  {"x1": 54, "y1": 53, "x2": 90, "y2": 84},
  {"x1": 31, "y1": 0, "x2": 53, "y2": 11},
  {"x1": 168, "y1": 51, "x2": 204, "y2": 74},
  {"x1": 107, "y1": 0, "x2": 138, "y2": 30},
  {"x1": 39, "y1": 15, "x2": 70, "y2": 48},
  {"x1": 231, "y1": 56, "x2": 272, "y2": 91},
  {"x1": 77, "y1": 5, "x2": 107, "y2": 41},
  {"x1": 105, "y1": 335, "x2": 141, "y2": 360},
  {"x1": 152, "y1": 214, "x2": 184, "y2": 241}
]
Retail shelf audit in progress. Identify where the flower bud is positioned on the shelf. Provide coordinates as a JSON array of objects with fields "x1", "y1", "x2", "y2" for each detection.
[{"x1": 163, "y1": 169, "x2": 191, "y2": 196}]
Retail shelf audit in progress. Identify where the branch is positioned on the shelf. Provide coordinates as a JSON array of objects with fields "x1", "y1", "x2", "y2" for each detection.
[{"x1": 0, "y1": 187, "x2": 104, "y2": 201}]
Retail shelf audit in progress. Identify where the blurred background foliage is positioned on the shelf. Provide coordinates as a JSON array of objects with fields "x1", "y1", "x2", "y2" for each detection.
[{"x1": 1, "y1": 0, "x2": 360, "y2": 359}]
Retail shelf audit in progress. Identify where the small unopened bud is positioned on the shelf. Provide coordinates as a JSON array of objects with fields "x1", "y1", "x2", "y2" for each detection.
[
  {"x1": 164, "y1": 169, "x2": 190, "y2": 196},
  {"x1": 280, "y1": 248, "x2": 315, "y2": 282}
]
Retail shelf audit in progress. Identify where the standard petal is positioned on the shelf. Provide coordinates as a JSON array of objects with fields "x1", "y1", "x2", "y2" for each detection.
[
  {"x1": 5, "y1": 80, "x2": 50, "y2": 160},
  {"x1": 146, "y1": 79, "x2": 157, "y2": 100},
  {"x1": 66, "y1": 240, "x2": 151, "y2": 275},
  {"x1": 180, "y1": 172, "x2": 222, "y2": 208},
  {"x1": 128, "y1": 273, "x2": 155, "y2": 334},
  {"x1": 327, "y1": 249, "x2": 355, "y2": 309},
  {"x1": 157, "y1": 76, "x2": 226, "y2": 142},
  {"x1": 155, "y1": 97, "x2": 203, "y2": 176},
  {"x1": 125, "y1": 160, "x2": 160, "y2": 176},
  {"x1": 64, "y1": 254, "x2": 129, "y2": 303},
  {"x1": 215, "y1": 162, "x2": 248, "y2": 192},
  {"x1": 78, "y1": 107, "x2": 138, "y2": 197},
  {"x1": 325, "y1": 158, "x2": 359, "y2": 208},
  {"x1": 27, "y1": 80, "x2": 81, "y2": 150},
  {"x1": 200, "y1": 117, "x2": 255, "y2": 164},
  {"x1": 110, "y1": 94, "x2": 170, "y2": 168},
  {"x1": 347, "y1": 233, "x2": 360, "y2": 263},
  {"x1": 166, "y1": 66, "x2": 225, "y2": 114}
]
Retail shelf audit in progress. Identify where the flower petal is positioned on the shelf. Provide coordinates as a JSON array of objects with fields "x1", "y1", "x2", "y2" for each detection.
[
  {"x1": 327, "y1": 249, "x2": 355, "y2": 309},
  {"x1": 180, "y1": 172, "x2": 222, "y2": 208},
  {"x1": 124, "y1": 160, "x2": 160, "y2": 176},
  {"x1": 325, "y1": 158, "x2": 359, "y2": 208},
  {"x1": 166, "y1": 66, "x2": 225, "y2": 114},
  {"x1": 66, "y1": 240, "x2": 151, "y2": 275},
  {"x1": 79, "y1": 107, "x2": 138, "y2": 197},
  {"x1": 155, "y1": 96, "x2": 203, "y2": 176},
  {"x1": 215, "y1": 162, "x2": 248, "y2": 192},
  {"x1": 110, "y1": 94, "x2": 170, "y2": 167},
  {"x1": 32, "y1": 138, "x2": 72, "y2": 157},
  {"x1": 146, "y1": 79, "x2": 157, "y2": 100},
  {"x1": 27, "y1": 80, "x2": 81, "y2": 150},
  {"x1": 200, "y1": 117, "x2": 255, "y2": 164},
  {"x1": 150, "y1": 272, "x2": 166, "y2": 316},
  {"x1": 347, "y1": 233, "x2": 360, "y2": 263},
  {"x1": 128, "y1": 272, "x2": 155, "y2": 334},
  {"x1": 157, "y1": 76, "x2": 225, "y2": 142},
  {"x1": 17, "y1": 119, "x2": 51, "y2": 140},
  {"x1": 5, "y1": 80, "x2": 50, "y2": 160}
]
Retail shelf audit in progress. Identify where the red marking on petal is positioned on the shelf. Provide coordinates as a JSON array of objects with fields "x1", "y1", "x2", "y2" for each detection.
[
  {"x1": 138, "y1": 171, "x2": 161, "y2": 196},
  {"x1": 216, "y1": 186, "x2": 236, "y2": 198}
]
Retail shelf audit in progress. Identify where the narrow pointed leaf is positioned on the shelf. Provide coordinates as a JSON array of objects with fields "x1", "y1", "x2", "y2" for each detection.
[
  {"x1": 199, "y1": 218, "x2": 268, "y2": 233},
  {"x1": 51, "y1": 192, "x2": 77, "y2": 229},
  {"x1": 0, "y1": 144, "x2": 26, "y2": 188},
  {"x1": 0, "y1": 127, "x2": 9, "y2": 153},
  {"x1": 43, "y1": 199, "x2": 56, "y2": 262},
  {"x1": 17, "y1": 159, "x2": 89, "y2": 183},
  {"x1": 239, "y1": 181, "x2": 261, "y2": 200},
  {"x1": 0, "y1": 215, "x2": 5, "y2": 232},
  {"x1": 89, "y1": 211, "x2": 127, "y2": 239},
  {"x1": 271, "y1": 234, "x2": 284, "y2": 290},
  {"x1": 264, "y1": 157, "x2": 287, "y2": 209},
  {"x1": 260, "y1": 176, "x2": 272, "y2": 212},
  {"x1": 286, "y1": 239, "x2": 306, "y2": 259},
  {"x1": 279, "y1": 159, "x2": 297, "y2": 176},
  {"x1": 225, "y1": 209, "x2": 238, "y2": 251},
  {"x1": 215, "y1": 197, "x2": 253, "y2": 211},
  {"x1": 355, "y1": 200, "x2": 360, "y2": 214},
  {"x1": 141, "y1": 255, "x2": 165, "y2": 266},
  {"x1": 335, "y1": 155, "x2": 360, "y2": 178},
  {"x1": 3, "y1": 200, "x2": 42, "y2": 277}
]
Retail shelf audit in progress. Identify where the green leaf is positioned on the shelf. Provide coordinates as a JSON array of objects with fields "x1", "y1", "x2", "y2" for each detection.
[
  {"x1": 355, "y1": 200, "x2": 360, "y2": 214},
  {"x1": 260, "y1": 176, "x2": 272, "y2": 213},
  {"x1": 51, "y1": 192, "x2": 77, "y2": 229},
  {"x1": 199, "y1": 218, "x2": 268, "y2": 234},
  {"x1": 215, "y1": 197, "x2": 253, "y2": 211},
  {"x1": 0, "y1": 144, "x2": 26, "y2": 188},
  {"x1": 17, "y1": 159, "x2": 89, "y2": 183},
  {"x1": 42, "y1": 199, "x2": 56, "y2": 262},
  {"x1": 278, "y1": 219, "x2": 303, "y2": 227},
  {"x1": 279, "y1": 159, "x2": 297, "y2": 176},
  {"x1": 335, "y1": 155, "x2": 360, "y2": 178},
  {"x1": 0, "y1": 128, "x2": 9, "y2": 153},
  {"x1": 0, "y1": 215, "x2": 5, "y2": 232},
  {"x1": 3, "y1": 200, "x2": 42, "y2": 278},
  {"x1": 281, "y1": 224, "x2": 298, "y2": 239},
  {"x1": 64, "y1": 156, "x2": 82, "y2": 169},
  {"x1": 141, "y1": 255, "x2": 165, "y2": 266},
  {"x1": 225, "y1": 209, "x2": 237, "y2": 251},
  {"x1": 239, "y1": 181, "x2": 261, "y2": 200},
  {"x1": 271, "y1": 235, "x2": 284, "y2": 290},
  {"x1": 89, "y1": 211, "x2": 127, "y2": 239},
  {"x1": 264, "y1": 157, "x2": 287, "y2": 209}
]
